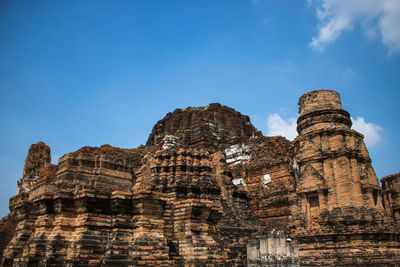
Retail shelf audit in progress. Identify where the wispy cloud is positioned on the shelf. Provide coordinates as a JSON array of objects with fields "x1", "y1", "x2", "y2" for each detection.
[
  {"x1": 343, "y1": 68, "x2": 356, "y2": 79},
  {"x1": 266, "y1": 113, "x2": 298, "y2": 140},
  {"x1": 309, "y1": 0, "x2": 400, "y2": 54},
  {"x1": 351, "y1": 116, "x2": 383, "y2": 147}
]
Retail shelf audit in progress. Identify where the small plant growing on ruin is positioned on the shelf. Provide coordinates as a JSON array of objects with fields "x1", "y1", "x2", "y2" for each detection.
[{"x1": 28, "y1": 165, "x2": 35, "y2": 177}]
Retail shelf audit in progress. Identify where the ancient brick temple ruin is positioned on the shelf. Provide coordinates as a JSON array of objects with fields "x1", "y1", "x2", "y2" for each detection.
[{"x1": 0, "y1": 89, "x2": 399, "y2": 266}]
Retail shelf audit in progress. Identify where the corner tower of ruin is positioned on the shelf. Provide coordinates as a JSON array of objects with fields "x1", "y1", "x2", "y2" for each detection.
[
  {"x1": 296, "y1": 89, "x2": 382, "y2": 209},
  {"x1": 293, "y1": 89, "x2": 398, "y2": 265}
]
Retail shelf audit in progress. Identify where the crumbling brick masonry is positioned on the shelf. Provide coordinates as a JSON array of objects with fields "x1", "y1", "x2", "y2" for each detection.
[{"x1": 1, "y1": 90, "x2": 399, "y2": 266}]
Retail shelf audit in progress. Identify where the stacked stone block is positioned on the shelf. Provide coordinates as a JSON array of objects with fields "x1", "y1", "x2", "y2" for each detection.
[
  {"x1": 1, "y1": 91, "x2": 400, "y2": 266},
  {"x1": 381, "y1": 173, "x2": 400, "y2": 227},
  {"x1": 293, "y1": 89, "x2": 399, "y2": 265}
]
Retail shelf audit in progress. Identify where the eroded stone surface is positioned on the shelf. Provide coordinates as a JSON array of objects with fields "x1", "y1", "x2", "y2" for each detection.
[
  {"x1": 292, "y1": 90, "x2": 398, "y2": 266},
  {"x1": 382, "y1": 172, "x2": 400, "y2": 228},
  {"x1": 146, "y1": 103, "x2": 262, "y2": 151},
  {"x1": 1, "y1": 90, "x2": 399, "y2": 266}
]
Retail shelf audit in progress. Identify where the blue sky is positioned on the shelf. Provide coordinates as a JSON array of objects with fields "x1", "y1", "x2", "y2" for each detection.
[{"x1": 0, "y1": 0, "x2": 399, "y2": 218}]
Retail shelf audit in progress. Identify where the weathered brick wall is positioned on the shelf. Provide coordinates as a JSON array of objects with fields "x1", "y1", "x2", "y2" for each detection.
[
  {"x1": 2, "y1": 146, "x2": 262, "y2": 266},
  {"x1": 292, "y1": 89, "x2": 399, "y2": 266},
  {"x1": 22, "y1": 142, "x2": 51, "y2": 178},
  {"x1": 298, "y1": 89, "x2": 342, "y2": 116},
  {"x1": 229, "y1": 136, "x2": 296, "y2": 231},
  {"x1": 2, "y1": 91, "x2": 400, "y2": 266},
  {"x1": 146, "y1": 103, "x2": 262, "y2": 150},
  {"x1": 133, "y1": 148, "x2": 261, "y2": 266},
  {"x1": 0, "y1": 215, "x2": 16, "y2": 263},
  {"x1": 381, "y1": 172, "x2": 400, "y2": 227},
  {"x1": 2, "y1": 186, "x2": 138, "y2": 266},
  {"x1": 297, "y1": 90, "x2": 352, "y2": 135},
  {"x1": 241, "y1": 163, "x2": 296, "y2": 231}
]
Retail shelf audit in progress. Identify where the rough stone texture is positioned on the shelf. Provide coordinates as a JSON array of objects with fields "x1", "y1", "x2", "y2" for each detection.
[
  {"x1": 146, "y1": 103, "x2": 262, "y2": 151},
  {"x1": 230, "y1": 136, "x2": 297, "y2": 231},
  {"x1": 22, "y1": 142, "x2": 51, "y2": 178},
  {"x1": 381, "y1": 173, "x2": 400, "y2": 228},
  {"x1": 247, "y1": 231, "x2": 299, "y2": 267},
  {"x1": 16, "y1": 142, "x2": 57, "y2": 195},
  {"x1": 0, "y1": 215, "x2": 17, "y2": 263},
  {"x1": 292, "y1": 89, "x2": 399, "y2": 266},
  {"x1": 1, "y1": 89, "x2": 399, "y2": 266}
]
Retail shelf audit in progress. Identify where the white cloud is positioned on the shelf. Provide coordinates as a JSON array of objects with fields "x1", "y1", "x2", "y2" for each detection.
[
  {"x1": 380, "y1": 0, "x2": 400, "y2": 54},
  {"x1": 310, "y1": 0, "x2": 400, "y2": 54},
  {"x1": 343, "y1": 68, "x2": 356, "y2": 79},
  {"x1": 351, "y1": 116, "x2": 383, "y2": 147},
  {"x1": 267, "y1": 113, "x2": 298, "y2": 140}
]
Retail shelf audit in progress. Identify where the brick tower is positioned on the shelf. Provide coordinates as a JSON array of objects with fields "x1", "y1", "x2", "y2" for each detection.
[
  {"x1": 381, "y1": 172, "x2": 400, "y2": 227},
  {"x1": 293, "y1": 89, "x2": 399, "y2": 265}
]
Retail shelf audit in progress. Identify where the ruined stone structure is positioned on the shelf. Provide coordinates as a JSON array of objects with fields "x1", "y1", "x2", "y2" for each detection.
[
  {"x1": 292, "y1": 90, "x2": 398, "y2": 265},
  {"x1": 1, "y1": 90, "x2": 399, "y2": 266},
  {"x1": 382, "y1": 173, "x2": 400, "y2": 227}
]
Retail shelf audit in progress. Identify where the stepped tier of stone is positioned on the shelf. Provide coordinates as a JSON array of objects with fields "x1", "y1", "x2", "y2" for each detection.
[
  {"x1": 0, "y1": 215, "x2": 16, "y2": 264},
  {"x1": 1, "y1": 91, "x2": 399, "y2": 266},
  {"x1": 292, "y1": 90, "x2": 398, "y2": 266},
  {"x1": 146, "y1": 103, "x2": 262, "y2": 151}
]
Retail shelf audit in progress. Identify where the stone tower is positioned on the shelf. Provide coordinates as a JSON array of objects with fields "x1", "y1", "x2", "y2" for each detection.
[
  {"x1": 16, "y1": 142, "x2": 56, "y2": 194},
  {"x1": 296, "y1": 89, "x2": 384, "y2": 214},
  {"x1": 381, "y1": 172, "x2": 400, "y2": 226},
  {"x1": 293, "y1": 89, "x2": 398, "y2": 265}
]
